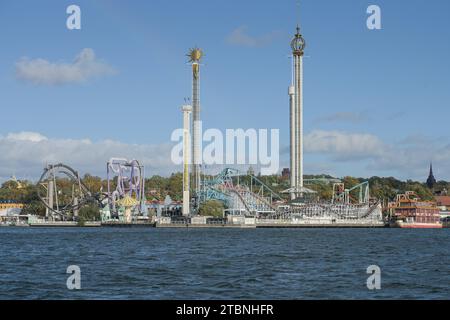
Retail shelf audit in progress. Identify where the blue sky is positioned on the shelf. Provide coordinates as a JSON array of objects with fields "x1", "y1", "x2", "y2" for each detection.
[{"x1": 0, "y1": 0, "x2": 449, "y2": 181}]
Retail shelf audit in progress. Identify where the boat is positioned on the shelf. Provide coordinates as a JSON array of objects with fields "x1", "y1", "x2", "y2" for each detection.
[{"x1": 388, "y1": 191, "x2": 442, "y2": 228}]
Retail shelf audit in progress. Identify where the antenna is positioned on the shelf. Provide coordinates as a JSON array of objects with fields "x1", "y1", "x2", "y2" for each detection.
[{"x1": 296, "y1": 0, "x2": 301, "y2": 28}]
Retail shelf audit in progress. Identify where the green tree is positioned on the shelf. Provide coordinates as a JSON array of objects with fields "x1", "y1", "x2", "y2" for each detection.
[
  {"x1": 82, "y1": 174, "x2": 103, "y2": 193},
  {"x1": 167, "y1": 173, "x2": 183, "y2": 201},
  {"x1": 145, "y1": 175, "x2": 168, "y2": 200},
  {"x1": 78, "y1": 203, "x2": 100, "y2": 221},
  {"x1": 308, "y1": 182, "x2": 333, "y2": 200},
  {"x1": 22, "y1": 201, "x2": 46, "y2": 216},
  {"x1": 198, "y1": 200, "x2": 225, "y2": 218}
]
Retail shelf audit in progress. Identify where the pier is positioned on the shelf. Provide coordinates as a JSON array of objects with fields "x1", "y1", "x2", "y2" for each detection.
[
  {"x1": 28, "y1": 221, "x2": 101, "y2": 227},
  {"x1": 101, "y1": 221, "x2": 155, "y2": 228},
  {"x1": 155, "y1": 218, "x2": 386, "y2": 229}
]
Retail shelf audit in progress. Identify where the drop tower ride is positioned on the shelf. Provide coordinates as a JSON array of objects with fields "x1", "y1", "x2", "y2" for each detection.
[{"x1": 289, "y1": 26, "x2": 306, "y2": 200}]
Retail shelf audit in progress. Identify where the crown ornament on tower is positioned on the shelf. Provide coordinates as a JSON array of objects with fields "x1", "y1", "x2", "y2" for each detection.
[{"x1": 291, "y1": 26, "x2": 306, "y2": 56}]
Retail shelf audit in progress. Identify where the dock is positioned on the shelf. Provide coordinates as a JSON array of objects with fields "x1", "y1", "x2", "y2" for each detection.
[
  {"x1": 101, "y1": 221, "x2": 156, "y2": 227},
  {"x1": 256, "y1": 223, "x2": 387, "y2": 228},
  {"x1": 155, "y1": 221, "x2": 387, "y2": 229},
  {"x1": 23, "y1": 218, "x2": 387, "y2": 229},
  {"x1": 29, "y1": 221, "x2": 101, "y2": 227},
  {"x1": 155, "y1": 223, "x2": 256, "y2": 228}
]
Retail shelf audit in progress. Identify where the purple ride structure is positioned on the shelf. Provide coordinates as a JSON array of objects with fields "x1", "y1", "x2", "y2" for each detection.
[
  {"x1": 37, "y1": 159, "x2": 147, "y2": 223},
  {"x1": 101, "y1": 158, "x2": 147, "y2": 222}
]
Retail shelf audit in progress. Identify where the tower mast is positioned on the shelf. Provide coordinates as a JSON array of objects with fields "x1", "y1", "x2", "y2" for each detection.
[
  {"x1": 187, "y1": 48, "x2": 204, "y2": 207},
  {"x1": 288, "y1": 84, "x2": 296, "y2": 200},
  {"x1": 182, "y1": 104, "x2": 192, "y2": 216},
  {"x1": 290, "y1": 25, "x2": 306, "y2": 199}
]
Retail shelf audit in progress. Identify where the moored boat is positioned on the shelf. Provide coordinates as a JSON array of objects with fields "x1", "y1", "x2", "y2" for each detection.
[{"x1": 388, "y1": 191, "x2": 442, "y2": 228}]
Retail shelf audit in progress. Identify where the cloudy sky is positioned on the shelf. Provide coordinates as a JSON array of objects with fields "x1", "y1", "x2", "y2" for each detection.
[{"x1": 0, "y1": 0, "x2": 449, "y2": 182}]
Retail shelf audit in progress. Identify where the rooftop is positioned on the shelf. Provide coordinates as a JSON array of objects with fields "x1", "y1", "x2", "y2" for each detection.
[{"x1": 435, "y1": 196, "x2": 450, "y2": 207}]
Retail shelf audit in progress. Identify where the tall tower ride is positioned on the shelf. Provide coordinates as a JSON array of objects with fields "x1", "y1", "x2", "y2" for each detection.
[
  {"x1": 187, "y1": 48, "x2": 204, "y2": 203},
  {"x1": 182, "y1": 104, "x2": 192, "y2": 216},
  {"x1": 289, "y1": 26, "x2": 306, "y2": 200}
]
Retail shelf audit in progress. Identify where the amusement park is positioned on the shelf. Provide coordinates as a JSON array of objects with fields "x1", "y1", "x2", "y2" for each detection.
[
  {"x1": 0, "y1": 36, "x2": 389, "y2": 229},
  {"x1": 19, "y1": 160, "x2": 382, "y2": 228},
  {"x1": 2, "y1": 0, "x2": 450, "y2": 306},
  {"x1": 0, "y1": 20, "x2": 447, "y2": 229}
]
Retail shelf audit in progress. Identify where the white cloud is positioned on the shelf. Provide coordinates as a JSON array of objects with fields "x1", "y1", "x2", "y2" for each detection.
[
  {"x1": 15, "y1": 48, "x2": 116, "y2": 85},
  {"x1": 0, "y1": 132, "x2": 177, "y2": 181},
  {"x1": 226, "y1": 26, "x2": 281, "y2": 47},
  {"x1": 6, "y1": 132, "x2": 48, "y2": 142},
  {"x1": 305, "y1": 130, "x2": 385, "y2": 160},
  {"x1": 304, "y1": 130, "x2": 450, "y2": 180},
  {"x1": 1, "y1": 130, "x2": 449, "y2": 182}
]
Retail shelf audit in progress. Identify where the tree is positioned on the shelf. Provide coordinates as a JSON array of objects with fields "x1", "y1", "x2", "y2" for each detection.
[
  {"x1": 308, "y1": 182, "x2": 333, "y2": 200},
  {"x1": 78, "y1": 203, "x2": 100, "y2": 221},
  {"x1": 198, "y1": 200, "x2": 225, "y2": 218},
  {"x1": 82, "y1": 174, "x2": 103, "y2": 193},
  {"x1": 1, "y1": 180, "x2": 19, "y2": 190},
  {"x1": 22, "y1": 201, "x2": 46, "y2": 216},
  {"x1": 145, "y1": 175, "x2": 168, "y2": 200},
  {"x1": 167, "y1": 173, "x2": 183, "y2": 201},
  {"x1": 404, "y1": 182, "x2": 433, "y2": 200}
]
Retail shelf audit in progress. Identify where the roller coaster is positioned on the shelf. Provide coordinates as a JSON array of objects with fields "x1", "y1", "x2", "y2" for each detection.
[
  {"x1": 37, "y1": 163, "x2": 96, "y2": 219},
  {"x1": 37, "y1": 159, "x2": 146, "y2": 221},
  {"x1": 197, "y1": 168, "x2": 383, "y2": 223},
  {"x1": 198, "y1": 168, "x2": 282, "y2": 216}
]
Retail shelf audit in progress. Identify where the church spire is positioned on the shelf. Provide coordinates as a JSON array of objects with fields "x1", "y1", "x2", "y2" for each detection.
[{"x1": 426, "y1": 162, "x2": 436, "y2": 189}]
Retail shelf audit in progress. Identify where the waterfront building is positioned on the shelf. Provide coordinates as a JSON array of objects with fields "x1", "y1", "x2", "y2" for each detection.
[
  {"x1": 0, "y1": 201, "x2": 25, "y2": 225},
  {"x1": 435, "y1": 195, "x2": 450, "y2": 219},
  {"x1": 0, "y1": 201, "x2": 24, "y2": 212},
  {"x1": 435, "y1": 196, "x2": 450, "y2": 209},
  {"x1": 389, "y1": 191, "x2": 442, "y2": 228}
]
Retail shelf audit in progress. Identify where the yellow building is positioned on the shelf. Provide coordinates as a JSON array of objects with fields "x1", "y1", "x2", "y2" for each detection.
[
  {"x1": 0, "y1": 202, "x2": 24, "y2": 210},
  {"x1": 0, "y1": 202, "x2": 24, "y2": 223}
]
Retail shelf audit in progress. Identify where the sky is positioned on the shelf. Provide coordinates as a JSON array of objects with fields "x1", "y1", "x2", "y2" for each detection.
[{"x1": 0, "y1": 0, "x2": 449, "y2": 182}]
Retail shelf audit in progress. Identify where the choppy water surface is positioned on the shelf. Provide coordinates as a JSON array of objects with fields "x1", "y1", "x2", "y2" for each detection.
[{"x1": 0, "y1": 227, "x2": 449, "y2": 299}]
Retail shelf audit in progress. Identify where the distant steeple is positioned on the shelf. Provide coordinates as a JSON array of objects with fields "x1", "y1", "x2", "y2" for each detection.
[{"x1": 426, "y1": 162, "x2": 436, "y2": 189}]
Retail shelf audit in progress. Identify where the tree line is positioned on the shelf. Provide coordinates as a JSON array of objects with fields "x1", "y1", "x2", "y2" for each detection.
[{"x1": 1, "y1": 173, "x2": 447, "y2": 217}]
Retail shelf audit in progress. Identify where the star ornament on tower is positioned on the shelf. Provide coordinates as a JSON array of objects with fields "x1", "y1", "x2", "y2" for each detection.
[
  {"x1": 187, "y1": 47, "x2": 204, "y2": 63},
  {"x1": 291, "y1": 26, "x2": 306, "y2": 56}
]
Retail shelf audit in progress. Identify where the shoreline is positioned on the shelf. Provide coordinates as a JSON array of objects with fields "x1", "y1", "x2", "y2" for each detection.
[{"x1": 4, "y1": 221, "x2": 390, "y2": 228}]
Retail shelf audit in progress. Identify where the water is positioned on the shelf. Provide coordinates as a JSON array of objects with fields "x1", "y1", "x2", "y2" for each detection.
[{"x1": 0, "y1": 227, "x2": 449, "y2": 299}]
